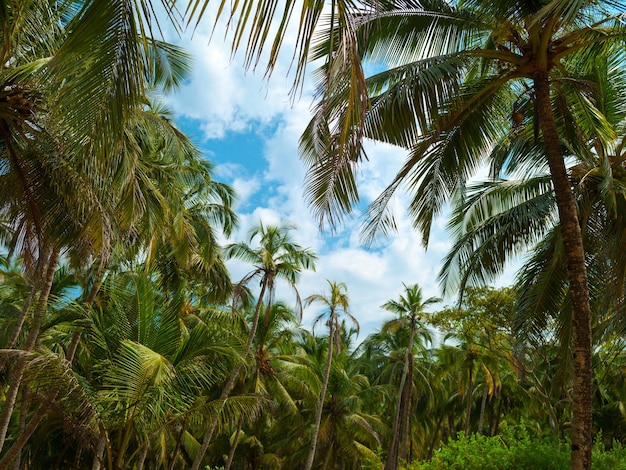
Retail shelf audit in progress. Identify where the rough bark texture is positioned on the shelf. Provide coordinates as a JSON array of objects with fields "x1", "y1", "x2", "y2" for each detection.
[{"x1": 534, "y1": 72, "x2": 593, "y2": 470}]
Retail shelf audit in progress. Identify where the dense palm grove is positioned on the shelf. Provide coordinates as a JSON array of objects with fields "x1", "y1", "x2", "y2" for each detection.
[{"x1": 1, "y1": 1, "x2": 626, "y2": 469}]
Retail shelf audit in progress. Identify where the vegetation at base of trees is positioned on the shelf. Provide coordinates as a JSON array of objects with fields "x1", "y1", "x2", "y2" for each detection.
[
  {"x1": 1, "y1": 1, "x2": 626, "y2": 469},
  {"x1": 403, "y1": 427, "x2": 626, "y2": 470}
]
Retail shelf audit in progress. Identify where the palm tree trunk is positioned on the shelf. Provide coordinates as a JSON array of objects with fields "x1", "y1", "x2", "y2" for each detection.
[
  {"x1": 0, "y1": 247, "x2": 59, "y2": 453},
  {"x1": 478, "y1": 385, "x2": 489, "y2": 435},
  {"x1": 385, "y1": 320, "x2": 416, "y2": 470},
  {"x1": 169, "y1": 416, "x2": 189, "y2": 470},
  {"x1": 190, "y1": 278, "x2": 269, "y2": 470},
  {"x1": 91, "y1": 432, "x2": 107, "y2": 470},
  {"x1": 224, "y1": 417, "x2": 244, "y2": 470},
  {"x1": 136, "y1": 444, "x2": 148, "y2": 470},
  {"x1": 11, "y1": 390, "x2": 29, "y2": 470},
  {"x1": 5, "y1": 282, "x2": 37, "y2": 350},
  {"x1": 400, "y1": 324, "x2": 415, "y2": 462},
  {"x1": 0, "y1": 399, "x2": 50, "y2": 468},
  {"x1": 534, "y1": 72, "x2": 593, "y2": 470},
  {"x1": 304, "y1": 320, "x2": 334, "y2": 470},
  {"x1": 1, "y1": 248, "x2": 49, "y2": 358},
  {"x1": 0, "y1": 256, "x2": 101, "y2": 465},
  {"x1": 464, "y1": 360, "x2": 473, "y2": 435},
  {"x1": 427, "y1": 417, "x2": 442, "y2": 459},
  {"x1": 385, "y1": 368, "x2": 406, "y2": 470}
]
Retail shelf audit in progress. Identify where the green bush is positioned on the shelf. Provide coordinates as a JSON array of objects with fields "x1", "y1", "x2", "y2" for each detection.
[
  {"x1": 403, "y1": 427, "x2": 626, "y2": 470},
  {"x1": 592, "y1": 439, "x2": 626, "y2": 470}
]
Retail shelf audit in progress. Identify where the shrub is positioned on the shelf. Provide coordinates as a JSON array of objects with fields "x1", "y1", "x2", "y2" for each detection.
[{"x1": 404, "y1": 427, "x2": 626, "y2": 470}]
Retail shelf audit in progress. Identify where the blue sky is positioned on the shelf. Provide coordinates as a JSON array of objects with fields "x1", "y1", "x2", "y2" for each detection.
[{"x1": 162, "y1": 16, "x2": 519, "y2": 337}]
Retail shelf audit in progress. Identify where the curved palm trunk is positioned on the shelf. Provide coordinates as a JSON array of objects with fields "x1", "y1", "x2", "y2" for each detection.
[
  {"x1": 0, "y1": 247, "x2": 59, "y2": 453},
  {"x1": 304, "y1": 318, "x2": 334, "y2": 470},
  {"x1": 1, "y1": 265, "x2": 102, "y2": 465},
  {"x1": 224, "y1": 417, "x2": 244, "y2": 470},
  {"x1": 534, "y1": 72, "x2": 593, "y2": 470},
  {"x1": 385, "y1": 319, "x2": 416, "y2": 470},
  {"x1": 0, "y1": 396, "x2": 50, "y2": 468},
  {"x1": 190, "y1": 278, "x2": 268, "y2": 470},
  {"x1": 5, "y1": 282, "x2": 37, "y2": 350},
  {"x1": 2, "y1": 249, "x2": 51, "y2": 354}
]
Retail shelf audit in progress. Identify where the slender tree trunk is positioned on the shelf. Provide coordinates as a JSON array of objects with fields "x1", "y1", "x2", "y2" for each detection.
[
  {"x1": 224, "y1": 417, "x2": 244, "y2": 470},
  {"x1": 534, "y1": 72, "x2": 593, "y2": 470},
  {"x1": 304, "y1": 319, "x2": 334, "y2": 470},
  {"x1": 169, "y1": 416, "x2": 189, "y2": 470},
  {"x1": 447, "y1": 412, "x2": 455, "y2": 440},
  {"x1": 0, "y1": 248, "x2": 59, "y2": 453},
  {"x1": 0, "y1": 257, "x2": 102, "y2": 465},
  {"x1": 5, "y1": 283, "x2": 37, "y2": 351},
  {"x1": 11, "y1": 390, "x2": 29, "y2": 470},
  {"x1": 0, "y1": 401, "x2": 49, "y2": 468},
  {"x1": 494, "y1": 397, "x2": 503, "y2": 436},
  {"x1": 464, "y1": 360, "x2": 473, "y2": 435},
  {"x1": 488, "y1": 395, "x2": 496, "y2": 436},
  {"x1": 91, "y1": 432, "x2": 107, "y2": 470},
  {"x1": 136, "y1": 444, "x2": 148, "y2": 470},
  {"x1": 478, "y1": 385, "x2": 489, "y2": 435},
  {"x1": 386, "y1": 319, "x2": 416, "y2": 470},
  {"x1": 190, "y1": 279, "x2": 269, "y2": 470},
  {"x1": 400, "y1": 325, "x2": 415, "y2": 463},
  {"x1": 385, "y1": 360, "x2": 407, "y2": 470},
  {"x1": 427, "y1": 417, "x2": 442, "y2": 459}
]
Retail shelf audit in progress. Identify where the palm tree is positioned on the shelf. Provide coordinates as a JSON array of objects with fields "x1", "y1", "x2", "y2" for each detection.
[
  {"x1": 381, "y1": 283, "x2": 438, "y2": 470},
  {"x1": 295, "y1": 3, "x2": 626, "y2": 468},
  {"x1": 220, "y1": 301, "x2": 298, "y2": 469},
  {"x1": 303, "y1": 280, "x2": 359, "y2": 470},
  {"x1": 190, "y1": 222, "x2": 316, "y2": 470},
  {"x1": 0, "y1": 2, "x2": 192, "y2": 453},
  {"x1": 2, "y1": 269, "x2": 252, "y2": 469}
]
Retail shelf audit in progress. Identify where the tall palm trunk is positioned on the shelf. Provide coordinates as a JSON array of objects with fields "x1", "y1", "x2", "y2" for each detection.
[
  {"x1": 5, "y1": 282, "x2": 38, "y2": 350},
  {"x1": 190, "y1": 278, "x2": 269, "y2": 470},
  {"x1": 534, "y1": 72, "x2": 593, "y2": 470},
  {"x1": 478, "y1": 385, "x2": 489, "y2": 434},
  {"x1": 224, "y1": 417, "x2": 244, "y2": 470},
  {"x1": 0, "y1": 259, "x2": 104, "y2": 466},
  {"x1": 464, "y1": 359, "x2": 474, "y2": 435},
  {"x1": 304, "y1": 318, "x2": 335, "y2": 470},
  {"x1": 385, "y1": 319, "x2": 416, "y2": 470},
  {"x1": 400, "y1": 322, "x2": 415, "y2": 462},
  {"x1": 0, "y1": 247, "x2": 60, "y2": 453},
  {"x1": 91, "y1": 431, "x2": 107, "y2": 470}
]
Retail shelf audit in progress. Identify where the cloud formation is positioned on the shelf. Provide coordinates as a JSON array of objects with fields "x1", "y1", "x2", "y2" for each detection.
[{"x1": 164, "y1": 18, "x2": 518, "y2": 339}]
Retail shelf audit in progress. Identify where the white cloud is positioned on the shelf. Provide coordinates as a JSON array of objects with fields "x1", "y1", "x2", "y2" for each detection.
[{"x1": 164, "y1": 14, "x2": 521, "y2": 341}]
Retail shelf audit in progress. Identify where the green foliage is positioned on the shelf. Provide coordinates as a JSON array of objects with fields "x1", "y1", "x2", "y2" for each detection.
[{"x1": 403, "y1": 428, "x2": 626, "y2": 470}]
